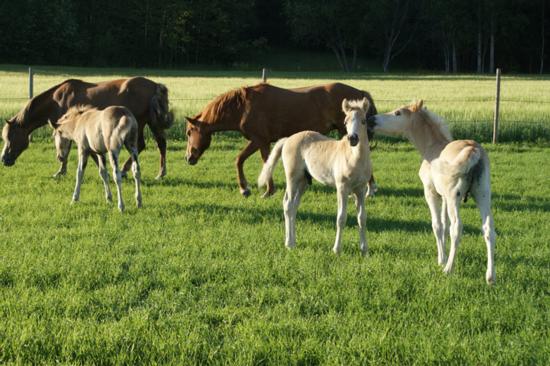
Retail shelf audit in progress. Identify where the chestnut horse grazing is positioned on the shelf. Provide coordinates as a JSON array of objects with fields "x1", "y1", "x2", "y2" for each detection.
[
  {"x1": 370, "y1": 100, "x2": 496, "y2": 284},
  {"x1": 185, "y1": 82, "x2": 377, "y2": 197},
  {"x1": 258, "y1": 98, "x2": 373, "y2": 255},
  {"x1": 2, "y1": 77, "x2": 172, "y2": 179},
  {"x1": 52, "y1": 106, "x2": 142, "y2": 212}
]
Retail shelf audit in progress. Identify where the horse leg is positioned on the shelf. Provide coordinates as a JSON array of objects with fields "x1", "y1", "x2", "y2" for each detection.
[
  {"x1": 72, "y1": 149, "x2": 89, "y2": 204},
  {"x1": 53, "y1": 140, "x2": 72, "y2": 178},
  {"x1": 97, "y1": 154, "x2": 112, "y2": 203},
  {"x1": 353, "y1": 187, "x2": 368, "y2": 256},
  {"x1": 151, "y1": 127, "x2": 167, "y2": 180},
  {"x1": 443, "y1": 196, "x2": 462, "y2": 275},
  {"x1": 283, "y1": 176, "x2": 307, "y2": 249},
  {"x1": 333, "y1": 185, "x2": 349, "y2": 255},
  {"x1": 235, "y1": 140, "x2": 259, "y2": 197},
  {"x1": 474, "y1": 186, "x2": 496, "y2": 285},
  {"x1": 424, "y1": 184, "x2": 447, "y2": 266},
  {"x1": 259, "y1": 143, "x2": 275, "y2": 198},
  {"x1": 367, "y1": 174, "x2": 378, "y2": 198},
  {"x1": 128, "y1": 146, "x2": 142, "y2": 208},
  {"x1": 108, "y1": 150, "x2": 125, "y2": 212},
  {"x1": 122, "y1": 123, "x2": 145, "y2": 177}
]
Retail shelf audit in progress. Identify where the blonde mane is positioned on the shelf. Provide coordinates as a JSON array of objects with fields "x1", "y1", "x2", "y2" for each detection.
[{"x1": 409, "y1": 101, "x2": 453, "y2": 143}]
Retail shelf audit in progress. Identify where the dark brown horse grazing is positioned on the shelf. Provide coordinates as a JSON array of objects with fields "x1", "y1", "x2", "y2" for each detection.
[
  {"x1": 2, "y1": 77, "x2": 173, "y2": 178},
  {"x1": 185, "y1": 82, "x2": 377, "y2": 197}
]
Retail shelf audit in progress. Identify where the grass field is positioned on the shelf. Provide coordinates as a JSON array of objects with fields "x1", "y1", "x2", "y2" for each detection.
[{"x1": 1, "y1": 66, "x2": 550, "y2": 364}]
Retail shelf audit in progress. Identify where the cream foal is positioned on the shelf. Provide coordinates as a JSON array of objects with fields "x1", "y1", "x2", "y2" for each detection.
[
  {"x1": 370, "y1": 101, "x2": 496, "y2": 284},
  {"x1": 52, "y1": 106, "x2": 142, "y2": 212},
  {"x1": 259, "y1": 98, "x2": 373, "y2": 255}
]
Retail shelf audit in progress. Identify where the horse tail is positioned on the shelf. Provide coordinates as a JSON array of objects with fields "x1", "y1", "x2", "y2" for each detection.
[
  {"x1": 258, "y1": 138, "x2": 288, "y2": 189},
  {"x1": 150, "y1": 83, "x2": 174, "y2": 129}
]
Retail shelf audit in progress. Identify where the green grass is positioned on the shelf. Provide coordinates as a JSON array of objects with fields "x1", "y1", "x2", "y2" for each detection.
[
  {"x1": 1, "y1": 66, "x2": 549, "y2": 364},
  {"x1": 1, "y1": 138, "x2": 549, "y2": 364}
]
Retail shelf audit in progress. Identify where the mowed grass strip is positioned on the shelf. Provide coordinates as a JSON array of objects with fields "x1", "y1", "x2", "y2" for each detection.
[
  {"x1": 1, "y1": 65, "x2": 550, "y2": 142},
  {"x1": 0, "y1": 137, "x2": 549, "y2": 364}
]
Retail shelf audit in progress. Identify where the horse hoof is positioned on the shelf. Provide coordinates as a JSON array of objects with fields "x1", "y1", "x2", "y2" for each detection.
[
  {"x1": 240, "y1": 188, "x2": 251, "y2": 197},
  {"x1": 155, "y1": 172, "x2": 166, "y2": 180},
  {"x1": 262, "y1": 189, "x2": 275, "y2": 198}
]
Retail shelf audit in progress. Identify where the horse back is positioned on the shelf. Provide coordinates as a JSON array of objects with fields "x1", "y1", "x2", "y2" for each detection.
[{"x1": 242, "y1": 83, "x2": 375, "y2": 141}]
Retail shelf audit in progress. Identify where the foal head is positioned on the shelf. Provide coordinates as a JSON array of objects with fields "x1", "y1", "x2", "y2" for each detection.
[
  {"x1": 369, "y1": 100, "x2": 425, "y2": 137},
  {"x1": 50, "y1": 106, "x2": 89, "y2": 163},
  {"x1": 342, "y1": 97, "x2": 370, "y2": 147}
]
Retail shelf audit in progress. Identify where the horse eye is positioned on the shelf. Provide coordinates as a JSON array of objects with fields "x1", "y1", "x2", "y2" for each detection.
[{"x1": 395, "y1": 110, "x2": 401, "y2": 116}]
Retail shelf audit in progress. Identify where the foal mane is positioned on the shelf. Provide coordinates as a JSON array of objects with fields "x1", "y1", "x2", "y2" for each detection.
[
  {"x1": 411, "y1": 102, "x2": 453, "y2": 143},
  {"x1": 199, "y1": 87, "x2": 247, "y2": 124}
]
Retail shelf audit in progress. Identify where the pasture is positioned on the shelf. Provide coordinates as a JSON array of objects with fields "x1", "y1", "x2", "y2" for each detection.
[{"x1": 1, "y1": 66, "x2": 550, "y2": 364}]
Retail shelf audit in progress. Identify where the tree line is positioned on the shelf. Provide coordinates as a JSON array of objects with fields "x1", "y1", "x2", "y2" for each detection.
[{"x1": 0, "y1": 0, "x2": 547, "y2": 73}]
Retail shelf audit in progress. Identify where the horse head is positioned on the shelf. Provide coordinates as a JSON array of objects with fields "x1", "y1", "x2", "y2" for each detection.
[
  {"x1": 342, "y1": 98, "x2": 370, "y2": 147},
  {"x1": 1, "y1": 118, "x2": 30, "y2": 166},
  {"x1": 185, "y1": 116, "x2": 212, "y2": 165}
]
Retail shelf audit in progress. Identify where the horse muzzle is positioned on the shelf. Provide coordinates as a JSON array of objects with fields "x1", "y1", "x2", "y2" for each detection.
[
  {"x1": 348, "y1": 134, "x2": 359, "y2": 147},
  {"x1": 186, "y1": 154, "x2": 198, "y2": 165},
  {"x1": 1, "y1": 154, "x2": 15, "y2": 166}
]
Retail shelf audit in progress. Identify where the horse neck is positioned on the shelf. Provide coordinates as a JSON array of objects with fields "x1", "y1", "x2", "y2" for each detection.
[
  {"x1": 408, "y1": 121, "x2": 450, "y2": 162},
  {"x1": 18, "y1": 92, "x2": 60, "y2": 132}
]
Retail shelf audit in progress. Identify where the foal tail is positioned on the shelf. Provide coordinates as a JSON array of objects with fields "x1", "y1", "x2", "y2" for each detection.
[
  {"x1": 150, "y1": 83, "x2": 174, "y2": 129},
  {"x1": 258, "y1": 138, "x2": 288, "y2": 189}
]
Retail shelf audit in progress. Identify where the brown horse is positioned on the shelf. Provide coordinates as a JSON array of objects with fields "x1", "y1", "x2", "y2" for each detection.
[
  {"x1": 2, "y1": 77, "x2": 172, "y2": 179},
  {"x1": 185, "y1": 82, "x2": 377, "y2": 197}
]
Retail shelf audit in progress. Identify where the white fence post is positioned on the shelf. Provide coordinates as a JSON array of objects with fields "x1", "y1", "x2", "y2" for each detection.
[{"x1": 261, "y1": 68, "x2": 267, "y2": 83}]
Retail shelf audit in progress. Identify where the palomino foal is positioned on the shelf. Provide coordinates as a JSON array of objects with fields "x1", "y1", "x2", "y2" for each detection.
[
  {"x1": 52, "y1": 106, "x2": 142, "y2": 212},
  {"x1": 370, "y1": 101, "x2": 496, "y2": 284},
  {"x1": 259, "y1": 98, "x2": 373, "y2": 255}
]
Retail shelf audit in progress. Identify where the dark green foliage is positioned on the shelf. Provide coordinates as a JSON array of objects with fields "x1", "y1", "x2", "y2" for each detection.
[{"x1": 0, "y1": 0, "x2": 547, "y2": 72}]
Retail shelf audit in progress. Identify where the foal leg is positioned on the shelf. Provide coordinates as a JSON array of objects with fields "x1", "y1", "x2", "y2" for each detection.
[
  {"x1": 424, "y1": 185, "x2": 447, "y2": 266},
  {"x1": 367, "y1": 174, "x2": 377, "y2": 198},
  {"x1": 129, "y1": 147, "x2": 142, "y2": 208},
  {"x1": 122, "y1": 124, "x2": 145, "y2": 176},
  {"x1": 443, "y1": 196, "x2": 462, "y2": 275},
  {"x1": 259, "y1": 144, "x2": 275, "y2": 198},
  {"x1": 333, "y1": 185, "x2": 349, "y2": 255},
  {"x1": 108, "y1": 150, "x2": 125, "y2": 212},
  {"x1": 283, "y1": 177, "x2": 307, "y2": 249},
  {"x1": 72, "y1": 149, "x2": 89, "y2": 204},
  {"x1": 235, "y1": 140, "x2": 259, "y2": 197},
  {"x1": 53, "y1": 141, "x2": 72, "y2": 178},
  {"x1": 474, "y1": 188, "x2": 496, "y2": 285},
  {"x1": 354, "y1": 187, "x2": 368, "y2": 256},
  {"x1": 97, "y1": 154, "x2": 112, "y2": 203}
]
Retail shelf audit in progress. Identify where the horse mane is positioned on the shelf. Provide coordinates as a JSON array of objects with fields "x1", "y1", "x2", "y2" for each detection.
[
  {"x1": 411, "y1": 102, "x2": 453, "y2": 142},
  {"x1": 199, "y1": 87, "x2": 247, "y2": 124}
]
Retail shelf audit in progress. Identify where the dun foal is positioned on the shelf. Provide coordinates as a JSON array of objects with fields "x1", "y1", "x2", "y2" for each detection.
[
  {"x1": 259, "y1": 98, "x2": 373, "y2": 255},
  {"x1": 370, "y1": 101, "x2": 495, "y2": 284},
  {"x1": 52, "y1": 106, "x2": 142, "y2": 212}
]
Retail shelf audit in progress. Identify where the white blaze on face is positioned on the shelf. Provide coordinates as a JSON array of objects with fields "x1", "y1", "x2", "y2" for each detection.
[{"x1": 346, "y1": 111, "x2": 361, "y2": 138}]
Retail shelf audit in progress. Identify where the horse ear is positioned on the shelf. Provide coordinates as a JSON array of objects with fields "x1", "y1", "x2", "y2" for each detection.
[
  {"x1": 185, "y1": 116, "x2": 200, "y2": 127},
  {"x1": 342, "y1": 98, "x2": 350, "y2": 112},
  {"x1": 5, "y1": 119, "x2": 13, "y2": 125},
  {"x1": 417, "y1": 100, "x2": 424, "y2": 110},
  {"x1": 361, "y1": 97, "x2": 370, "y2": 112}
]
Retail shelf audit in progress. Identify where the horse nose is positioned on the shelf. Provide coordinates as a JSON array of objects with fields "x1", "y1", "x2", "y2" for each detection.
[
  {"x1": 186, "y1": 153, "x2": 197, "y2": 165},
  {"x1": 367, "y1": 116, "x2": 376, "y2": 125},
  {"x1": 348, "y1": 134, "x2": 359, "y2": 146}
]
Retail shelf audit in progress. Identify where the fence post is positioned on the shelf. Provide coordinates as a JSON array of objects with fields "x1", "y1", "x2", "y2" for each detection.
[
  {"x1": 28, "y1": 67, "x2": 33, "y2": 99},
  {"x1": 492, "y1": 68, "x2": 501, "y2": 144},
  {"x1": 261, "y1": 68, "x2": 267, "y2": 83}
]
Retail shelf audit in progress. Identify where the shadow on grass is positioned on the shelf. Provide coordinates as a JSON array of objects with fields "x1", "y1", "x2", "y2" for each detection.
[
  {"x1": 174, "y1": 201, "x2": 480, "y2": 234},
  {"x1": 494, "y1": 193, "x2": 550, "y2": 212}
]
